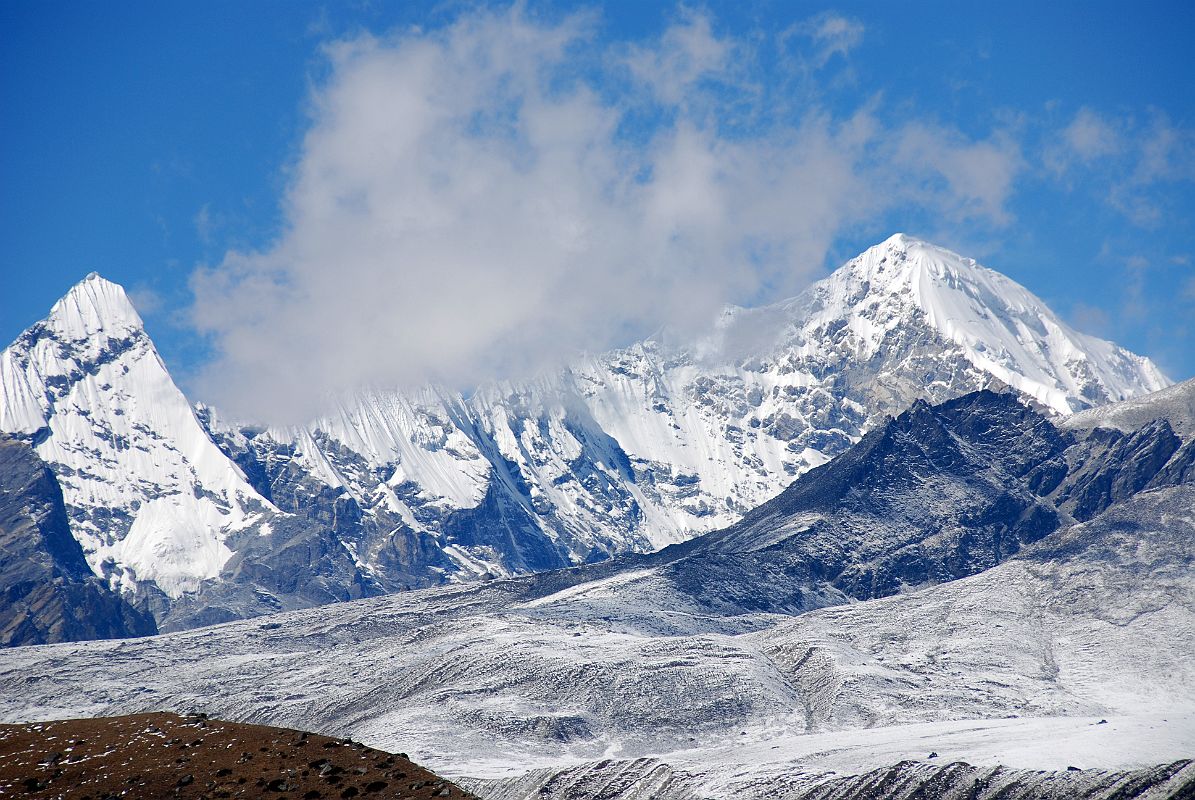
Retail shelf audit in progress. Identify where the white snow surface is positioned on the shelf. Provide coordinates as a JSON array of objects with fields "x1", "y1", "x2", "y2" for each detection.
[
  {"x1": 0, "y1": 274, "x2": 272, "y2": 597},
  {"x1": 0, "y1": 236, "x2": 1172, "y2": 601},
  {"x1": 237, "y1": 234, "x2": 1170, "y2": 565},
  {"x1": 0, "y1": 484, "x2": 1190, "y2": 798},
  {"x1": 1065, "y1": 376, "x2": 1195, "y2": 438}
]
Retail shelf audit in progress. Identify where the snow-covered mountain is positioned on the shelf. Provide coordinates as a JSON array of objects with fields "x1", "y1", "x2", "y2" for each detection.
[
  {"x1": 2, "y1": 390, "x2": 1191, "y2": 798},
  {"x1": 0, "y1": 275, "x2": 275, "y2": 598},
  {"x1": 0, "y1": 276, "x2": 386, "y2": 631},
  {"x1": 220, "y1": 233, "x2": 1168, "y2": 582},
  {"x1": 0, "y1": 235, "x2": 1172, "y2": 631}
]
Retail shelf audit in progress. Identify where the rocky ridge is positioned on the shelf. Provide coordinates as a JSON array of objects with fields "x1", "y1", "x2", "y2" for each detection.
[
  {"x1": 0, "y1": 236, "x2": 1172, "y2": 636},
  {"x1": 0, "y1": 388, "x2": 1191, "y2": 798},
  {"x1": 0, "y1": 436, "x2": 155, "y2": 645}
]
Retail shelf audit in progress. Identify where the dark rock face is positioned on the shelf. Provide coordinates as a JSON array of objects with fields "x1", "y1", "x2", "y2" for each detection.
[
  {"x1": 440, "y1": 481, "x2": 575, "y2": 575},
  {"x1": 1151, "y1": 436, "x2": 1195, "y2": 487},
  {"x1": 155, "y1": 512, "x2": 387, "y2": 634},
  {"x1": 638, "y1": 389, "x2": 1195, "y2": 616},
  {"x1": 0, "y1": 437, "x2": 156, "y2": 646},
  {"x1": 211, "y1": 429, "x2": 463, "y2": 580},
  {"x1": 791, "y1": 758, "x2": 1195, "y2": 800},
  {"x1": 1058, "y1": 420, "x2": 1181, "y2": 520},
  {"x1": 202, "y1": 416, "x2": 598, "y2": 595},
  {"x1": 649, "y1": 391, "x2": 1073, "y2": 612},
  {"x1": 162, "y1": 416, "x2": 460, "y2": 632}
]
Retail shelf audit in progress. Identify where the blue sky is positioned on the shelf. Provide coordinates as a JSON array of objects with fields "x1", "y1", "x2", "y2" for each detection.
[{"x1": 2, "y1": 1, "x2": 1194, "y2": 419}]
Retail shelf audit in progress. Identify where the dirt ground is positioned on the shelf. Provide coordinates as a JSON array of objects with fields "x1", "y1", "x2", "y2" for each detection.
[{"x1": 0, "y1": 712, "x2": 478, "y2": 799}]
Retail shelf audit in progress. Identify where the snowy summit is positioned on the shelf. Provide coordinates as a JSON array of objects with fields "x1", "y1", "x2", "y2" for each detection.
[{"x1": 0, "y1": 236, "x2": 1173, "y2": 627}]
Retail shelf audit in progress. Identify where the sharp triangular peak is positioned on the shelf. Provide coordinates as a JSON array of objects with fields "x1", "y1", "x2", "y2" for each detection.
[
  {"x1": 0, "y1": 270, "x2": 272, "y2": 603},
  {"x1": 47, "y1": 272, "x2": 144, "y2": 340}
]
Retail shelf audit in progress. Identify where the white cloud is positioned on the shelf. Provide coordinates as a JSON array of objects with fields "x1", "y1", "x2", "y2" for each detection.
[
  {"x1": 1134, "y1": 111, "x2": 1195, "y2": 184},
  {"x1": 190, "y1": 6, "x2": 1022, "y2": 423},
  {"x1": 194, "y1": 204, "x2": 217, "y2": 245},
  {"x1": 1107, "y1": 115, "x2": 1195, "y2": 226},
  {"x1": 1063, "y1": 107, "x2": 1122, "y2": 161},
  {"x1": 791, "y1": 12, "x2": 865, "y2": 68},
  {"x1": 128, "y1": 286, "x2": 164, "y2": 316},
  {"x1": 891, "y1": 124, "x2": 1022, "y2": 225},
  {"x1": 624, "y1": 9, "x2": 735, "y2": 106},
  {"x1": 1068, "y1": 301, "x2": 1110, "y2": 337},
  {"x1": 1047, "y1": 107, "x2": 1195, "y2": 227}
]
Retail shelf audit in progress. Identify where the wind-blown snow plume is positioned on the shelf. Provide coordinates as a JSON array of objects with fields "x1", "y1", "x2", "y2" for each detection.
[{"x1": 191, "y1": 7, "x2": 1022, "y2": 423}]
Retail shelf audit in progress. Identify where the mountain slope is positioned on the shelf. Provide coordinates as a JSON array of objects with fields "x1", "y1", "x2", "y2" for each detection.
[
  {"x1": 0, "y1": 391, "x2": 1190, "y2": 798},
  {"x1": 0, "y1": 436, "x2": 156, "y2": 645},
  {"x1": 218, "y1": 234, "x2": 1170, "y2": 586},
  {"x1": 1066, "y1": 375, "x2": 1195, "y2": 437},
  {"x1": 0, "y1": 236, "x2": 1172, "y2": 635},
  {"x1": 636, "y1": 390, "x2": 1070, "y2": 616},
  {"x1": 1, "y1": 483, "x2": 1189, "y2": 797},
  {"x1": 0, "y1": 275, "x2": 270, "y2": 599}
]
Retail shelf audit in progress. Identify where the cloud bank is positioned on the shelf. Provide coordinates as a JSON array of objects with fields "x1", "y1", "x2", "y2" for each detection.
[{"x1": 191, "y1": 7, "x2": 1022, "y2": 423}]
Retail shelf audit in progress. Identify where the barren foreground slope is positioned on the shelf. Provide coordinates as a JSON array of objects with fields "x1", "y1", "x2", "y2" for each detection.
[{"x1": 0, "y1": 713, "x2": 474, "y2": 799}]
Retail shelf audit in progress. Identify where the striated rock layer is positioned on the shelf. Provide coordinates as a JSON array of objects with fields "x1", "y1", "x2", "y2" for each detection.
[{"x1": 461, "y1": 758, "x2": 1195, "y2": 800}]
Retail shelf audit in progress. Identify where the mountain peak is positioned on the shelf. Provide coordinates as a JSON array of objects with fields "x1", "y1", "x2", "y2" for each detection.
[
  {"x1": 873, "y1": 231, "x2": 953, "y2": 256},
  {"x1": 880, "y1": 231, "x2": 920, "y2": 248},
  {"x1": 851, "y1": 233, "x2": 980, "y2": 283},
  {"x1": 1, "y1": 271, "x2": 268, "y2": 601},
  {"x1": 799, "y1": 235, "x2": 1172, "y2": 415},
  {"x1": 48, "y1": 273, "x2": 144, "y2": 340}
]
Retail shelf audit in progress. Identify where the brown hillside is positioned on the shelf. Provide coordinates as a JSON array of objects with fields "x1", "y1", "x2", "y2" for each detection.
[{"x1": 0, "y1": 712, "x2": 477, "y2": 799}]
